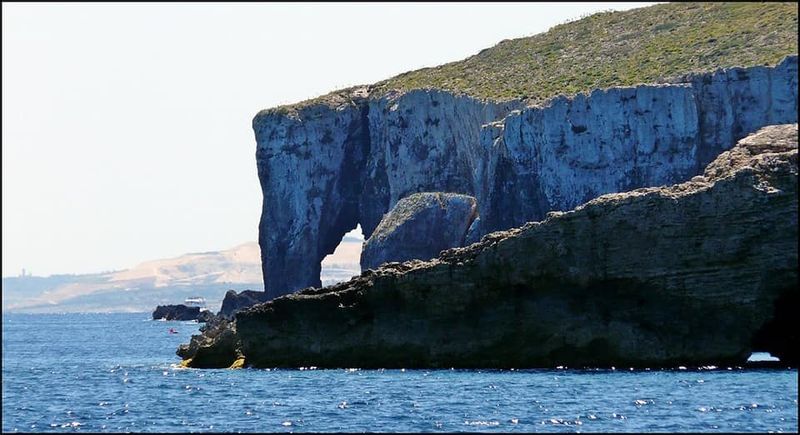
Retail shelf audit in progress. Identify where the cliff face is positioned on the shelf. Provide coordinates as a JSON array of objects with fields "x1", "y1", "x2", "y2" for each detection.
[
  {"x1": 253, "y1": 56, "x2": 797, "y2": 298},
  {"x1": 253, "y1": 89, "x2": 371, "y2": 297},
  {"x1": 254, "y1": 89, "x2": 519, "y2": 298},
  {"x1": 480, "y1": 84, "x2": 700, "y2": 233},
  {"x1": 479, "y1": 56, "x2": 798, "y2": 233},
  {"x1": 361, "y1": 91, "x2": 521, "y2": 237},
  {"x1": 188, "y1": 124, "x2": 798, "y2": 369}
]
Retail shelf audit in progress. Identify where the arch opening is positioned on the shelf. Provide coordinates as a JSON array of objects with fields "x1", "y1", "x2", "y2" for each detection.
[
  {"x1": 750, "y1": 288, "x2": 797, "y2": 366},
  {"x1": 320, "y1": 224, "x2": 364, "y2": 287}
]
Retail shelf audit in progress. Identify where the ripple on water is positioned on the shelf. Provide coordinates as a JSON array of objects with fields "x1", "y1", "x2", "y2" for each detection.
[{"x1": 464, "y1": 420, "x2": 500, "y2": 426}]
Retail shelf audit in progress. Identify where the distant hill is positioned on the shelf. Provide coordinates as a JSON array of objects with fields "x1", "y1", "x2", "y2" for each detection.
[{"x1": 2, "y1": 239, "x2": 362, "y2": 313}]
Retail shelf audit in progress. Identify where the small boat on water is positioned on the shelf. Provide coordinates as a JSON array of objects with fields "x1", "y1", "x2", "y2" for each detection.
[{"x1": 184, "y1": 296, "x2": 208, "y2": 311}]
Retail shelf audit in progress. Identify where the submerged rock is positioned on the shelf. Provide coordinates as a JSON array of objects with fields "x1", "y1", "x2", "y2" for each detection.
[
  {"x1": 361, "y1": 192, "x2": 478, "y2": 270},
  {"x1": 180, "y1": 124, "x2": 798, "y2": 368}
]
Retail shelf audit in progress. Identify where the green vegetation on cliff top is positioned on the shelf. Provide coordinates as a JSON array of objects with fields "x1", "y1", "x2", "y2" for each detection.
[{"x1": 268, "y1": 2, "x2": 797, "y2": 113}]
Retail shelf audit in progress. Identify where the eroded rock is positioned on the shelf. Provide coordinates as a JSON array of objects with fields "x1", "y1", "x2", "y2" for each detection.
[
  {"x1": 254, "y1": 57, "x2": 798, "y2": 298},
  {"x1": 177, "y1": 316, "x2": 242, "y2": 368},
  {"x1": 361, "y1": 192, "x2": 477, "y2": 270},
  {"x1": 182, "y1": 124, "x2": 798, "y2": 368},
  {"x1": 218, "y1": 289, "x2": 271, "y2": 319}
]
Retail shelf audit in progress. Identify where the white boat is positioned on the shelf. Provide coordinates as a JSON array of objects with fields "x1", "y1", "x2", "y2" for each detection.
[{"x1": 184, "y1": 296, "x2": 208, "y2": 311}]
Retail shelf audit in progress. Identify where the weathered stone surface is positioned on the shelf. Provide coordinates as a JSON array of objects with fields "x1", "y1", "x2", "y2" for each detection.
[
  {"x1": 254, "y1": 89, "x2": 517, "y2": 299},
  {"x1": 361, "y1": 192, "x2": 477, "y2": 270},
  {"x1": 361, "y1": 91, "x2": 521, "y2": 235},
  {"x1": 253, "y1": 88, "x2": 371, "y2": 299},
  {"x1": 152, "y1": 304, "x2": 213, "y2": 322},
  {"x1": 182, "y1": 124, "x2": 798, "y2": 368},
  {"x1": 175, "y1": 289, "x2": 284, "y2": 366},
  {"x1": 253, "y1": 57, "x2": 798, "y2": 298},
  {"x1": 177, "y1": 316, "x2": 242, "y2": 368},
  {"x1": 481, "y1": 56, "x2": 798, "y2": 233},
  {"x1": 218, "y1": 289, "x2": 271, "y2": 319}
]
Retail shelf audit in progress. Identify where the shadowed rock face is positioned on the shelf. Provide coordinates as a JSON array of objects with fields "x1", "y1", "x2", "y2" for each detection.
[
  {"x1": 218, "y1": 289, "x2": 271, "y2": 320},
  {"x1": 253, "y1": 57, "x2": 798, "y2": 299},
  {"x1": 361, "y1": 192, "x2": 478, "y2": 270},
  {"x1": 182, "y1": 124, "x2": 798, "y2": 369},
  {"x1": 177, "y1": 316, "x2": 240, "y2": 368},
  {"x1": 254, "y1": 92, "x2": 371, "y2": 298}
]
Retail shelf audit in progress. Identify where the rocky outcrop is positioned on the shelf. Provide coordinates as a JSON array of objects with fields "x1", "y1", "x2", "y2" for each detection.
[
  {"x1": 152, "y1": 304, "x2": 213, "y2": 322},
  {"x1": 361, "y1": 192, "x2": 478, "y2": 270},
  {"x1": 254, "y1": 56, "x2": 798, "y2": 299},
  {"x1": 181, "y1": 124, "x2": 798, "y2": 368},
  {"x1": 177, "y1": 316, "x2": 241, "y2": 368},
  {"x1": 218, "y1": 289, "x2": 271, "y2": 319}
]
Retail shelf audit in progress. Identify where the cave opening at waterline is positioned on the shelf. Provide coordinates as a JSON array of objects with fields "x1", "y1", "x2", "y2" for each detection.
[{"x1": 320, "y1": 224, "x2": 364, "y2": 287}]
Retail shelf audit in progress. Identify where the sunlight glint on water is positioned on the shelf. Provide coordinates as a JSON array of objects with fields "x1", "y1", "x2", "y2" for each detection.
[{"x1": 2, "y1": 313, "x2": 797, "y2": 432}]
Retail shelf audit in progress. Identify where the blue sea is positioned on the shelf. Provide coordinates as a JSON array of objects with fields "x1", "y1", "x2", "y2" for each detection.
[{"x1": 2, "y1": 313, "x2": 797, "y2": 432}]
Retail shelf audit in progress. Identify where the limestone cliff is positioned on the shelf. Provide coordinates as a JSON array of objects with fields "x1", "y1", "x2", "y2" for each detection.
[
  {"x1": 183, "y1": 124, "x2": 799, "y2": 368},
  {"x1": 481, "y1": 57, "x2": 798, "y2": 233},
  {"x1": 254, "y1": 56, "x2": 797, "y2": 298},
  {"x1": 254, "y1": 89, "x2": 371, "y2": 297}
]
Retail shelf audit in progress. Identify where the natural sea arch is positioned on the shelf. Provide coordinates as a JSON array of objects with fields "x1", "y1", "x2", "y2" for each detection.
[{"x1": 320, "y1": 224, "x2": 364, "y2": 287}]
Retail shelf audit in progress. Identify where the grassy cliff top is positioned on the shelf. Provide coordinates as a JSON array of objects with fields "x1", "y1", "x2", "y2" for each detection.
[
  {"x1": 375, "y1": 2, "x2": 798, "y2": 103},
  {"x1": 265, "y1": 2, "x2": 797, "y2": 114}
]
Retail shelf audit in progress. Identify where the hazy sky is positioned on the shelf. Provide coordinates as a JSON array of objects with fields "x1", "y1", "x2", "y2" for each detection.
[{"x1": 2, "y1": 2, "x2": 656, "y2": 277}]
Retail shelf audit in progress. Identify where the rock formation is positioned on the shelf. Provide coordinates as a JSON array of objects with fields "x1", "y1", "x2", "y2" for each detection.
[
  {"x1": 152, "y1": 304, "x2": 213, "y2": 322},
  {"x1": 177, "y1": 316, "x2": 241, "y2": 368},
  {"x1": 174, "y1": 290, "x2": 280, "y2": 367},
  {"x1": 181, "y1": 124, "x2": 798, "y2": 368},
  {"x1": 217, "y1": 289, "x2": 271, "y2": 319},
  {"x1": 360, "y1": 192, "x2": 478, "y2": 270},
  {"x1": 254, "y1": 56, "x2": 797, "y2": 299}
]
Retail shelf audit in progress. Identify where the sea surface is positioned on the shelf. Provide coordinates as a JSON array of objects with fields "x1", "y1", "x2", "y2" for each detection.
[{"x1": 2, "y1": 313, "x2": 797, "y2": 433}]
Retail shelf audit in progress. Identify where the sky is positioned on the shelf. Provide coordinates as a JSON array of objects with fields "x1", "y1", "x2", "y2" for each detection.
[{"x1": 2, "y1": 2, "x2": 657, "y2": 277}]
